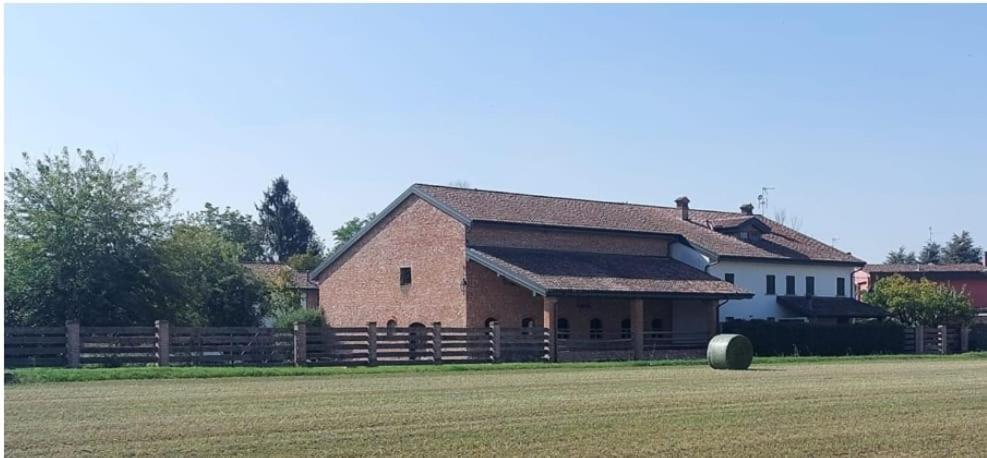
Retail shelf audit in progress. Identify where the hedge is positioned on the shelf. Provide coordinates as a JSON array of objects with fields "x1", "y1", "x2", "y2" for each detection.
[
  {"x1": 969, "y1": 324, "x2": 987, "y2": 351},
  {"x1": 721, "y1": 320, "x2": 905, "y2": 356}
]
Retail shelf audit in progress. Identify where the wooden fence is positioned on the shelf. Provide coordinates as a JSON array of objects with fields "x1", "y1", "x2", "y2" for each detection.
[
  {"x1": 5, "y1": 321, "x2": 546, "y2": 368},
  {"x1": 903, "y1": 325, "x2": 970, "y2": 354}
]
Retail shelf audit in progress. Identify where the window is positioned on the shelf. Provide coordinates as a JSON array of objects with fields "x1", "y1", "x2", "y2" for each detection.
[
  {"x1": 806, "y1": 276, "x2": 815, "y2": 296},
  {"x1": 724, "y1": 273, "x2": 735, "y2": 284},
  {"x1": 837, "y1": 277, "x2": 846, "y2": 297},
  {"x1": 786, "y1": 275, "x2": 796, "y2": 295},
  {"x1": 484, "y1": 317, "x2": 498, "y2": 328},
  {"x1": 386, "y1": 319, "x2": 397, "y2": 337},
  {"x1": 408, "y1": 322, "x2": 426, "y2": 361},
  {"x1": 521, "y1": 318, "x2": 535, "y2": 328},
  {"x1": 556, "y1": 318, "x2": 570, "y2": 340},
  {"x1": 620, "y1": 318, "x2": 631, "y2": 339},
  {"x1": 589, "y1": 319, "x2": 603, "y2": 339},
  {"x1": 766, "y1": 275, "x2": 776, "y2": 295},
  {"x1": 399, "y1": 267, "x2": 412, "y2": 286}
]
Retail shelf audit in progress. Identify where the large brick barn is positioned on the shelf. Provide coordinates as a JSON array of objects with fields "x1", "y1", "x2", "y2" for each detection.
[{"x1": 310, "y1": 184, "x2": 764, "y2": 360}]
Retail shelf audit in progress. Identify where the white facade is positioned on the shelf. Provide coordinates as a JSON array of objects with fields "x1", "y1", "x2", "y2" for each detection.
[{"x1": 670, "y1": 242, "x2": 859, "y2": 321}]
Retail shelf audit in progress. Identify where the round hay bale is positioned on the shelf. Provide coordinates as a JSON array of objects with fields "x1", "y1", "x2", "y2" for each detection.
[{"x1": 707, "y1": 334, "x2": 753, "y2": 370}]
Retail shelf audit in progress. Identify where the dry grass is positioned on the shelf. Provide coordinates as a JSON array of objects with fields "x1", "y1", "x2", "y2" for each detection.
[{"x1": 6, "y1": 358, "x2": 987, "y2": 456}]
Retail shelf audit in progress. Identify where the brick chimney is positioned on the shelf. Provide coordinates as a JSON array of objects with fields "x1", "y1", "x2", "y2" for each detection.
[
  {"x1": 740, "y1": 203, "x2": 754, "y2": 216},
  {"x1": 675, "y1": 196, "x2": 690, "y2": 221}
]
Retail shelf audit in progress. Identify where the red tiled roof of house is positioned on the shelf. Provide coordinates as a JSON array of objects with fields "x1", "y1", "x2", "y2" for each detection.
[
  {"x1": 415, "y1": 184, "x2": 863, "y2": 265},
  {"x1": 243, "y1": 263, "x2": 318, "y2": 289},
  {"x1": 864, "y1": 263, "x2": 987, "y2": 274},
  {"x1": 468, "y1": 246, "x2": 752, "y2": 298}
]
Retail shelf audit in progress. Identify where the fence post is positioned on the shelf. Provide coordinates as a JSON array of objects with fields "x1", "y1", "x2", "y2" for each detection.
[
  {"x1": 65, "y1": 320, "x2": 81, "y2": 368},
  {"x1": 492, "y1": 324, "x2": 502, "y2": 362},
  {"x1": 155, "y1": 320, "x2": 170, "y2": 367},
  {"x1": 367, "y1": 322, "x2": 377, "y2": 366},
  {"x1": 432, "y1": 322, "x2": 442, "y2": 364},
  {"x1": 293, "y1": 322, "x2": 307, "y2": 366},
  {"x1": 914, "y1": 326, "x2": 924, "y2": 354},
  {"x1": 960, "y1": 325, "x2": 970, "y2": 353},
  {"x1": 938, "y1": 325, "x2": 949, "y2": 354}
]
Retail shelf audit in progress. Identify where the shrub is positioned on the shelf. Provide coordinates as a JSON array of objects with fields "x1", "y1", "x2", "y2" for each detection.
[
  {"x1": 722, "y1": 320, "x2": 905, "y2": 356},
  {"x1": 863, "y1": 275, "x2": 975, "y2": 326},
  {"x1": 271, "y1": 307, "x2": 324, "y2": 329}
]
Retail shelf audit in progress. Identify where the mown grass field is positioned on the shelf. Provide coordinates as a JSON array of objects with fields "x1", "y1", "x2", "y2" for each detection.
[{"x1": 6, "y1": 357, "x2": 987, "y2": 456}]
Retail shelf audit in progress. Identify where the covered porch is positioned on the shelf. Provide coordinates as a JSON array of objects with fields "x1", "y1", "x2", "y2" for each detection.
[{"x1": 467, "y1": 246, "x2": 753, "y2": 362}]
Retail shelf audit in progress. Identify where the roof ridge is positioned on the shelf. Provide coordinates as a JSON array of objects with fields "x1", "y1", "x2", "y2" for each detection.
[
  {"x1": 414, "y1": 183, "x2": 745, "y2": 217},
  {"x1": 469, "y1": 245, "x2": 669, "y2": 259}
]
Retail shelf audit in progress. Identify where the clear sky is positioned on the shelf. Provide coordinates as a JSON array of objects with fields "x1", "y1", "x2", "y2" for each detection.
[{"x1": 6, "y1": 4, "x2": 986, "y2": 263}]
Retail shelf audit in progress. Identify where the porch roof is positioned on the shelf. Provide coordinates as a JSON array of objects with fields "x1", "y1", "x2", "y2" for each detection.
[
  {"x1": 467, "y1": 246, "x2": 753, "y2": 299},
  {"x1": 776, "y1": 296, "x2": 888, "y2": 318}
]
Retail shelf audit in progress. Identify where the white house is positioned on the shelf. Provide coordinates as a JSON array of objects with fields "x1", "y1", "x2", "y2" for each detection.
[{"x1": 666, "y1": 199, "x2": 883, "y2": 324}]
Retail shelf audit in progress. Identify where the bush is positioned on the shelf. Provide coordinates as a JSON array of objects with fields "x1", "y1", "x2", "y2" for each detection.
[
  {"x1": 722, "y1": 320, "x2": 905, "y2": 356},
  {"x1": 271, "y1": 307, "x2": 324, "y2": 329}
]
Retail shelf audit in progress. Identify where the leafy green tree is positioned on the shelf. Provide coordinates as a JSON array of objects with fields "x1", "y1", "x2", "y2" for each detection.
[
  {"x1": 154, "y1": 225, "x2": 266, "y2": 326},
  {"x1": 256, "y1": 176, "x2": 320, "y2": 261},
  {"x1": 286, "y1": 253, "x2": 322, "y2": 271},
  {"x1": 942, "y1": 231, "x2": 983, "y2": 264},
  {"x1": 185, "y1": 203, "x2": 264, "y2": 261},
  {"x1": 918, "y1": 241, "x2": 943, "y2": 264},
  {"x1": 332, "y1": 212, "x2": 377, "y2": 249},
  {"x1": 4, "y1": 149, "x2": 172, "y2": 325},
  {"x1": 885, "y1": 246, "x2": 917, "y2": 264},
  {"x1": 863, "y1": 275, "x2": 974, "y2": 326}
]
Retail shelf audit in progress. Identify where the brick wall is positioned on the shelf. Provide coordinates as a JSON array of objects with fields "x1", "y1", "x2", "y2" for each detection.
[
  {"x1": 316, "y1": 196, "x2": 468, "y2": 326},
  {"x1": 465, "y1": 261, "x2": 543, "y2": 328},
  {"x1": 467, "y1": 222, "x2": 670, "y2": 256}
]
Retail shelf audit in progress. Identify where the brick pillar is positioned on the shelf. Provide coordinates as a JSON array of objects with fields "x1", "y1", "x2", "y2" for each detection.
[
  {"x1": 293, "y1": 322, "x2": 307, "y2": 366},
  {"x1": 155, "y1": 320, "x2": 170, "y2": 367},
  {"x1": 631, "y1": 298, "x2": 644, "y2": 360},
  {"x1": 543, "y1": 296, "x2": 558, "y2": 362},
  {"x1": 432, "y1": 322, "x2": 443, "y2": 364},
  {"x1": 707, "y1": 302, "x2": 720, "y2": 339},
  {"x1": 65, "y1": 320, "x2": 81, "y2": 368}
]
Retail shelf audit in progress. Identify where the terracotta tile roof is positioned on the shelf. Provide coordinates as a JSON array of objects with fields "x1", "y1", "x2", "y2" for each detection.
[
  {"x1": 864, "y1": 264, "x2": 987, "y2": 274},
  {"x1": 243, "y1": 263, "x2": 318, "y2": 290},
  {"x1": 415, "y1": 184, "x2": 863, "y2": 265},
  {"x1": 776, "y1": 296, "x2": 888, "y2": 318},
  {"x1": 467, "y1": 246, "x2": 752, "y2": 298}
]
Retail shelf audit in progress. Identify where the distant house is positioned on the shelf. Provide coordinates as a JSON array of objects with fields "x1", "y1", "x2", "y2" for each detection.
[
  {"x1": 244, "y1": 263, "x2": 319, "y2": 310},
  {"x1": 856, "y1": 258, "x2": 987, "y2": 318}
]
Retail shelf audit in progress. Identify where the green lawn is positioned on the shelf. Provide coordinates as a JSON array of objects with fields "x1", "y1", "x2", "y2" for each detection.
[{"x1": 6, "y1": 357, "x2": 987, "y2": 456}]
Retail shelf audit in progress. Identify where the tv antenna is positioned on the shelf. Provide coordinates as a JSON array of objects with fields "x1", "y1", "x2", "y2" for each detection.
[
  {"x1": 756, "y1": 186, "x2": 775, "y2": 215},
  {"x1": 928, "y1": 226, "x2": 935, "y2": 243}
]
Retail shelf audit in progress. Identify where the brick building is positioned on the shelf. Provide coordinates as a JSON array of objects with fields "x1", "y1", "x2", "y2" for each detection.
[
  {"x1": 856, "y1": 259, "x2": 987, "y2": 320},
  {"x1": 310, "y1": 184, "x2": 876, "y2": 359},
  {"x1": 244, "y1": 263, "x2": 320, "y2": 310}
]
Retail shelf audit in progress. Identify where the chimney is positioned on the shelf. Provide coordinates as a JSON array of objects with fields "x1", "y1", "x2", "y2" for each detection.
[
  {"x1": 983, "y1": 252, "x2": 987, "y2": 267},
  {"x1": 740, "y1": 203, "x2": 754, "y2": 216},
  {"x1": 675, "y1": 196, "x2": 690, "y2": 221}
]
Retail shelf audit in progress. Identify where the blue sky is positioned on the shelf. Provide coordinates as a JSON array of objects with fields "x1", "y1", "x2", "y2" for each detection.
[{"x1": 6, "y1": 4, "x2": 986, "y2": 262}]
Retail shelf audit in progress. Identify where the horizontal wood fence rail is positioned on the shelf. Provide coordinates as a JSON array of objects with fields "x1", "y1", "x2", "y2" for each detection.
[
  {"x1": 904, "y1": 325, "x2": 968, "y2": 355},
  {"x1": 4, "y1": 322, "x2": 550, "y2": 368}
]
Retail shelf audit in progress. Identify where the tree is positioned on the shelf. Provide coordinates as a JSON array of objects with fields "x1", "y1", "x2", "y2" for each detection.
[
  {"x1": 256, "y1": 176, "x2": 320, "y2": 261},
  {"x1": 918, "y1": 240, "x2": 944, "y2": 264},
  {"x1": 772, "y1": 209, "x2": 803, "y2": 231},
  {"x1": 286, "y1": 253, "x2": 322, "y2": 271},
  {"x1": 942, "y1": 231, "x2": 983, "y2": 264},
  {"x1": 186, "y1": 203, "x2": 264, "y2": 261},
  {"x1": 331, "y1": 212, "x2": 377, "y2": 249},
  {"x1": 863, "y1": 275, "x2": 975, "y2": 326},
  {"x1": 4, "y1": 149, "x2": 173, "y2": 325},
  {"x1": 153, "y1": 225, "x2": 266, "y2": 326},
  {"x1": 885, "y1": 246, "x2": 918, "y2": 264}
]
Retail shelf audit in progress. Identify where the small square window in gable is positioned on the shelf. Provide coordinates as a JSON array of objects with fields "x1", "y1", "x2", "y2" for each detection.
[{"x1": 400, "y1": 267, "x2": 412, "y2": 286}]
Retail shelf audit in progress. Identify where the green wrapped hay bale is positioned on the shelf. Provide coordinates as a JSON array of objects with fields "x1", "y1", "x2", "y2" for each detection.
[{"x1": 707, "y1": 334, "x2": 753, "y2": 370}]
